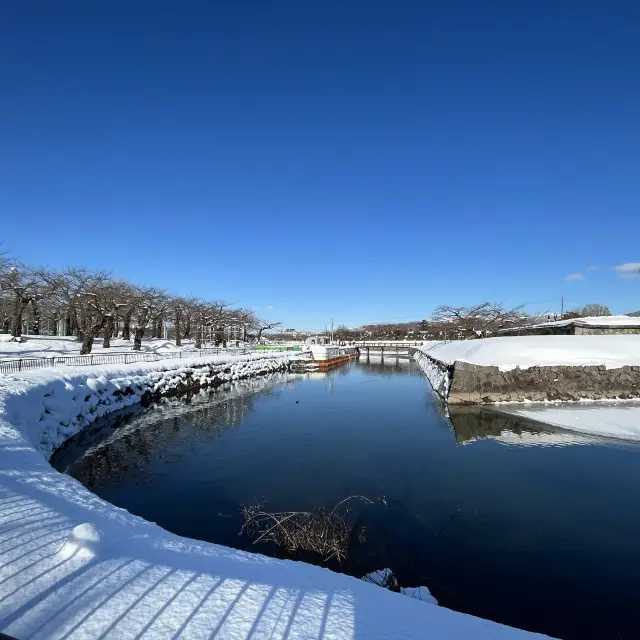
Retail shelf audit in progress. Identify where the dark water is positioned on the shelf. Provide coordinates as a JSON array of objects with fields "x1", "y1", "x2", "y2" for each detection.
[{"x1": 52, "y1": 357, "x2": 640, "y2": 640}]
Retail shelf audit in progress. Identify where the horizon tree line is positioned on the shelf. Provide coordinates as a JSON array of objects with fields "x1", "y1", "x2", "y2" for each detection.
[{"x1": 0, "y1": 253, "x2": 280, "y2": 354}]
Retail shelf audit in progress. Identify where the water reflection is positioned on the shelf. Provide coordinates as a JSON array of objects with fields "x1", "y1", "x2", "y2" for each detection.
[
  {"x1": 52, "y1": 372, "x2": 293, "y2": 483},
  {"x1": 357, "y1": 354, "x2": 416, "y2": 376}
]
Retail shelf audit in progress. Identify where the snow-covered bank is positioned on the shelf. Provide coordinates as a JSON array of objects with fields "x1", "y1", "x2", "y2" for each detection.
[
  {"x1": 423, "y1": 335, "x2": 640, "y2": 372},
  {"x1": 497, "y1": 404, "x2": 640, "y2": 443},
  {"x1": 0, "y1": 356, "x2": 547, "y2": 638},
  {"x1": 0, "y1": 334, "x2": 207, "y2": 360},
  {"x1": 415, "y1": 337, "x2": 640, "y2": 406}
]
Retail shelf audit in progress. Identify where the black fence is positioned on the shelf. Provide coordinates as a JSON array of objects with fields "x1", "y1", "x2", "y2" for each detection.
[{"x1": 0, "y1": 347, "x2": 252, "y2": 375}]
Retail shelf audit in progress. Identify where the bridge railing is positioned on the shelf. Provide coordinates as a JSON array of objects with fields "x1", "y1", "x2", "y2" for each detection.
[{"x1": 352, "y1": 342, "x2": 423, "y2": 348}]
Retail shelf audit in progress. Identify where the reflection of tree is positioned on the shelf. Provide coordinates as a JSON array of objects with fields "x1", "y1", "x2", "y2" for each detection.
[{"x1": 58, "y1": 372, "x2": 291, "y2": 488}]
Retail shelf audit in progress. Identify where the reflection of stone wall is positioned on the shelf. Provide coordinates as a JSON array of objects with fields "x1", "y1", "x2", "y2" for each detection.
[
  {"x1": 417, "y1": 352, "x2": 640, "y2": 404},
  {"x1": 448, "y1": 407, "x2": 540, "y2": 442}
]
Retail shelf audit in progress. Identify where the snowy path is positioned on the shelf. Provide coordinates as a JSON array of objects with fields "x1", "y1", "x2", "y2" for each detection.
[
  {"x1": 0, "y1": 357, "x2": 547, "y2": 638},
  {"x1": 0, "y1": 335, "x2": 216, "y2": 360}
]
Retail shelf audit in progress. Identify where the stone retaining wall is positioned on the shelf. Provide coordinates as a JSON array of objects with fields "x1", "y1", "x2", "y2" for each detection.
[{"x1": 415, "y1": 351, "x2": 640, "y2": 404}]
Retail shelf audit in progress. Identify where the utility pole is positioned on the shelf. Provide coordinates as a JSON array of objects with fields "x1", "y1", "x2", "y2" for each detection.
[
  {"x1": 331, "y1": 318, "x2": 334, "y2": 344},
  {"x1": 561, "y1": 296, "x2": 564, "y2": 319}
]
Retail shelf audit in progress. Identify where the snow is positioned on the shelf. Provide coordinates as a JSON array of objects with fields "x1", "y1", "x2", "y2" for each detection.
[
  {"x1": 498, "y1": 403, "x2": 640, "y2": 442},
  {"x1": 414, "y1": 350, "x2": 451, "y2": 399},
  {"x1": 419, "y1": 335, "x2": 640, "y2": 371},
  {"x1": 362, "y1": 569, "x2": 438, "y2": 605},
  {"x1": 0, "y1": 334, "x2": 215, "y2": 359},
  {"x1": 0, "y1": 356, "x2": 547, "y2": 638}
]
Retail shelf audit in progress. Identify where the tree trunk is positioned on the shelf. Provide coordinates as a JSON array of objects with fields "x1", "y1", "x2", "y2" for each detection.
[
  {"x1": 74, "y1": 310, "x2": 84, "y2": 341},
  {"x1": 31, "y1": 300, "x2": 40, "y2": 335},
  {"x1": 133, "y1": 326, "x2": 145, "y2": 350},
  {"x1": 11, "y1": 295, "x2": 30, "y2": 340},
  {"x1": 184, "y1": 316, "x2": 191, "y2": 339},
  {"x1": 195, "y1": 325, "x2": 202, "y2": 349},
  {"x1": 132, "y1": 308, "x2": 150, "y2": 351},
  {"x1": 122, "y1": 311, "x2": 133, "y2": 340},
  {"x1": 103, "y1": 315, "x2": 114, "y2": 348},
  {"x1": 175, "y1": 314, "x2": 182, "y2": 347},
  {"x1": 80, "y1": 318, "x2": 106, "y2": 355},
  {"x1": 153, "y1": 317, "x2": 163, "y2": 338}
]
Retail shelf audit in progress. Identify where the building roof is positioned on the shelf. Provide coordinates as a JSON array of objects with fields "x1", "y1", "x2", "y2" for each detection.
[{"x1": 500, "y1": 315, "x2": 640, "y2": 333}]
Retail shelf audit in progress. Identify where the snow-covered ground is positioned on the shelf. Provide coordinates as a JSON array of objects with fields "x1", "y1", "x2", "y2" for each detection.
[
  {"x1": 0, "y1": 334, "x2": 215, "y2": 360},
  {"x1": 498, "y1": 403, "x2": 640, "y2": 442},
  {"x1": 421, "y1": 335, "x2": 640, "y2": 371},
  {"x1": 0, "y1": 355, "x2": 547, "y2": 638}
]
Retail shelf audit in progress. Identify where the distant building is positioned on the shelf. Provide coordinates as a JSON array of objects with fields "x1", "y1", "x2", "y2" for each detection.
[
  {"x1": 304, "y1": 335, "x2": 331, "y2": 345},
  {"x1": 499, "y1": 316, "x2": 640, "y2": 337}
]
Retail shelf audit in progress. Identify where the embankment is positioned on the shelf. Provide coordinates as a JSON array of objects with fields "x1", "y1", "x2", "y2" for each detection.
[{"x1": 415, "y1": 336, "x2": 640, "y2": 405}]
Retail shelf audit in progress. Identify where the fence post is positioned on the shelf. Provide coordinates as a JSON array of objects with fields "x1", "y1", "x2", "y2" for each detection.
[
  {"x1": 91, "y1": 355, "x2": 94, "y2": 365},
  {"x1": 18, "y1": 359, "x2": 22, "y2": 372}
]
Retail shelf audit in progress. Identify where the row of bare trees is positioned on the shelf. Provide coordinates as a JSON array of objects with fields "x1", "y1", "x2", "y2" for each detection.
[{"x1": 0, "y1": 256, "x2": 279, "y2": 354}]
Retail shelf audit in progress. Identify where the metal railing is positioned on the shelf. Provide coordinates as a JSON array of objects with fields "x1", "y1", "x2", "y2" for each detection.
[
  {"x1": 352, "y1": 342, "x2": 423, "y2": 348},
  {"x1": 0, "y1": 347, "x2": 254, "y2": 375}
]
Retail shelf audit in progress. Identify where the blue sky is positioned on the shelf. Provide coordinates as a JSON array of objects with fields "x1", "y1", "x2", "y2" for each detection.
[{"x1": 1, "y1": 1, "x2": 639, "y2": 329}]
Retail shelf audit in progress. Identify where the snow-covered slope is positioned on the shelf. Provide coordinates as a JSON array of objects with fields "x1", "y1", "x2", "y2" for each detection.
[
  {"x1": 422, "y1": 335, "x2": 640, "y2": 371},
  {"x1": 0, "y1": 355, "x2": 547, "y2": 639}
]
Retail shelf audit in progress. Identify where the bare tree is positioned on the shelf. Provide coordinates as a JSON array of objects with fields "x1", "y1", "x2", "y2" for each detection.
[
  {"x1": 432, "y1": 302, "x2": 525, "y2": 338},
  {"x1": 580, "y1": 303, "x2": 612, "y2": 317},
  {"x1": 131, "y1": 287, "x2": 163, "y2": 351},
  {"x1": 252, "y1": 320, "x2": 282, "y2": 343},
  {"x1": 0, "y1": 263, "x2": 46, "y2": 341}
]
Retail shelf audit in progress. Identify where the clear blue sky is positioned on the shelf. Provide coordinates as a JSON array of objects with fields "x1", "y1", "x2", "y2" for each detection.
[{"x1": 1, "y1": 1, "x2": 639, "y2": 329}]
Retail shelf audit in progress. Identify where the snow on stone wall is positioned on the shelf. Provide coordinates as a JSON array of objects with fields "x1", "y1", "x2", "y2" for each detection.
[
  {"x1": 414, "y1": 340, "x2": 640, "y2": 406},
  {"x1": 414, "y1": 350, "x2": 452, "y2": 401}
]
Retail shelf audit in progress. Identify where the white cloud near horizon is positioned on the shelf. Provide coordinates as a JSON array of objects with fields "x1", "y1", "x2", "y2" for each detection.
[
  {"x1": 565, "y1": 273, "x2": 584, "y2": 281},
  {"x1": 615, "y1": 262, "x2": 640, "y2": 278},
  {"x1": 587, "y1": 265, "x2": 600, "y2": 271},
  {"x1": 264, "y1": 304, "x2": 275, "y2": 310}
]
